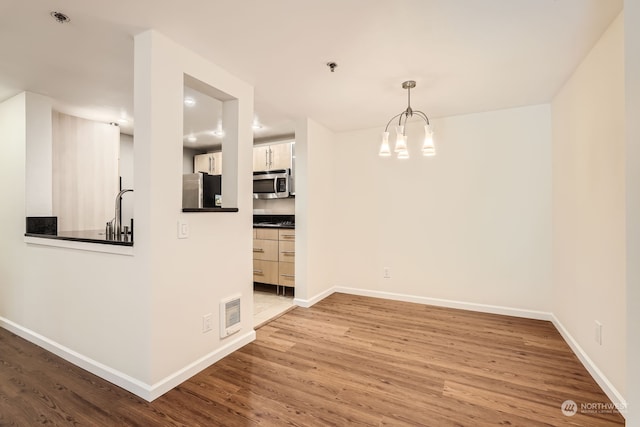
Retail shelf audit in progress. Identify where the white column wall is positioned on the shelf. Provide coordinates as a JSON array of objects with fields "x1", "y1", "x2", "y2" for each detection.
[
  {"x1": 551, "y1": 13, "x2": 626, "y2": 400},
  {"x1": 134, "y1": 30, "x2": 254, "y2": 390},
  {"x1": 294, "y1": 118, "x2": 337, "y2": 305}
]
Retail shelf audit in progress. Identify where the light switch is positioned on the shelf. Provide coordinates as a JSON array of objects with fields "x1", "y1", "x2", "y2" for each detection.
[{"x1": 178, "y1": 220, "x2": 189, "y2": 239}]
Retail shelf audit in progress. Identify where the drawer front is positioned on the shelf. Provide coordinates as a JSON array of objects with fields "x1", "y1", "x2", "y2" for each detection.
[
  {"x1": 255, "y1": 228, "x2": 279, "y2": 240},
  {"x1": 253, "y1": 259, "x2": 278, "y2": 284},
  {"x1": 278, "y1": 229, "x2": 295, "y2": 241},
  {"x1": 279, "y1": 240, "x2": 295, "y2": 262},
  {"x1": 278, "y1": 261, "x2": 295, "y2": 287},
  {"x1": 253, "y1": 239, "x2": 278, "y2": 261}
]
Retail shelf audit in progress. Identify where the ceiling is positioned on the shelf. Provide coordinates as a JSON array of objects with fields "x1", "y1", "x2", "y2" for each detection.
[{"x1": 0, "y1": 0, "x2": 623, "y2": 149}]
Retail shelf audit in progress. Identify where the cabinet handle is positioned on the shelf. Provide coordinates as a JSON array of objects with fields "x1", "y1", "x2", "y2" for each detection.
[
  {"x1": 212, "y1": 156, "x2": 216, "y2": 173},
  {"x1": 265, "y1": 150, "x2": 269, "y2": 168},
  {"x1": 253, "y1": 248, "x2": 264, "y2": 253},
  {"x1": 209, "y1": 157, "x2": 212, "y2": 174},
  {"x1": 280, "y1": 251, "x2": 295, "y2": 255},
  {"x1": 281, "y1": 235, "x2": 295, "y2": 239},
  {"x1": 269, "y1": 148, "x2": 273, "y2": 168},
  {"x1": 281, "y1": 274, "x2": 295, "y2": 278},
  {"x1": 254, "y1": 270, "x2": 263, "y2": 274}
]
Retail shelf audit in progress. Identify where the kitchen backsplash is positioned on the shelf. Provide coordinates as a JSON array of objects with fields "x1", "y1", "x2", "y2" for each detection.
[{"x1": 253, "y1": 197, "x2": 295, "y2": 215}]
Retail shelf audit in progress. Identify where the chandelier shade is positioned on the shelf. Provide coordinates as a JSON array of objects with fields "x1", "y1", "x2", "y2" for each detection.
[
  {"x1": 379, "y1": 132, "x2": 391, "y2": 157},
  {"x1": 379, "y1": 81, "x2": 435, "y2": 159}
]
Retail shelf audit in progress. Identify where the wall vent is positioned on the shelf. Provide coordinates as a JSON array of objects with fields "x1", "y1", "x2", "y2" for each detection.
[{"x1": 220, "y1": 294, "x2": 241, "y2": 338}]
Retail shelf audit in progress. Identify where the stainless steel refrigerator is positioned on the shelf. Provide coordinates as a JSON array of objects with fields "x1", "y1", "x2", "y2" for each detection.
[{"x1": 182, "y1": 173, "x2": 222, "y2": 209}]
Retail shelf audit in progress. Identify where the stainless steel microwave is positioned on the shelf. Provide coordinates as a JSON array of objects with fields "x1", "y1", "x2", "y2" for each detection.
[{"x1": 253, "y1": 169, "x2": 291, "y2": 199}]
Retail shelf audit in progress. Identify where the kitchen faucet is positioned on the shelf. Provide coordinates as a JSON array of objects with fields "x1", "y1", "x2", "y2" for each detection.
[{"x1": 109, "y1": 188, "x2": 133, "y2": 240}]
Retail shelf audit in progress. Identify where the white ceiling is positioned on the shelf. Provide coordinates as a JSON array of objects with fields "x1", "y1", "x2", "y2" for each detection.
[{"x1": 0, "y1": 0, "x2": 623, "y2": 148}]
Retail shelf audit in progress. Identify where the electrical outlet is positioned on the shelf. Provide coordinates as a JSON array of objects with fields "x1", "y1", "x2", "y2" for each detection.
[
  {"x1": 202, "y1": 313, "x2": 213, "y2": 333},
  {"x1": 383, "y1": 267, "x2": 391, "y2": 279},
  {"x1": 595, "y1": 320, "x2": 602, "y2": 345}
]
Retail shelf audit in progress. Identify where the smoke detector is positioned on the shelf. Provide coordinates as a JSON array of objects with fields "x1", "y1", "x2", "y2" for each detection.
[{"x1": 50, "y1": 11, "x2": 70, "y2": 24}]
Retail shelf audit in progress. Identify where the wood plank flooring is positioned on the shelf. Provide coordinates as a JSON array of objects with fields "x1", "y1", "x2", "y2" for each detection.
[{"x1": 0, "y1": 293, "x2": 625, "y2": 426}]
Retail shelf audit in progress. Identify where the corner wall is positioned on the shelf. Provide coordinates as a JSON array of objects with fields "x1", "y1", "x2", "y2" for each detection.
[
  {"x1": 331, "y1": 105, "x2": 553, "y2": 314},
  {"x1": 551, "y1": 13, "x2": 626, "y2": 401},
  {"x1": 0, "y1": 92, "x2": 151, "y2": 393},
  {"x1": 625, "y1": 0, "x2": 640, "y2": 423},
  {"x1": 0, "y1": 29, "x2": 255, "y2": 402}
]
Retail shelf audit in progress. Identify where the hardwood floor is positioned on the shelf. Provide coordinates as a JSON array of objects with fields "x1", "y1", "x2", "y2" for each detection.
[{"x1": 0, "y1": 293, "x2": 625, "y2": 426}]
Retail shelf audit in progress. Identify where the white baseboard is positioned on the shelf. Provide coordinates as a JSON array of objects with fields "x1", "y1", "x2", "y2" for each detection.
[
  {"x1": 551, "y1": 314, "x2": 627, "y2": 415},
  {"x1": 293, "y1": 286, "x2": 335, "y2": 308},
  {"x1": 0, "y1": 316, "x2": 255, "y2": 402},
  {"x1": 334, "y1": 286, "x2": 553, "y2": 320},
  {"x1": 146, "y1": 329, "x2": 255, "y2": 401}
]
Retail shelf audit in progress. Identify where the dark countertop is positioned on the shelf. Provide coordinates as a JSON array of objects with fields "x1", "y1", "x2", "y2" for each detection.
[
  {"x1": 25, "y1": 229, "x2": 133, "y2": 247},
  {"x1": 253, "y1": 223, "x2": 295, "y2": 229},
  {"x1": 182, "y1": 208, "x2": 239, "y2": 213}
]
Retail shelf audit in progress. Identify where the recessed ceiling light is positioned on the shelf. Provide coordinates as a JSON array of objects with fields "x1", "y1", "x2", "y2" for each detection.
[
  {"x1": 184, "y1": 97, "x2": 196, "y2": 107},
  {"x1": 186, "y1": 135, "x2": 197, "y2": 143},
  {"x1": 252, "y1": 121, "x2": 263, "y2": 130},
  {"x1": 212, "y1": 130, "x2": 225, "y2": 138}
]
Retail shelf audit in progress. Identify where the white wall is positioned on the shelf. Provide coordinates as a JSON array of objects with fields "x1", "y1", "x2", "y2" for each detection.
[
  {"x1": 625, "y1": 0, "x2": 640, "y2": 423},
  {"x1": 551, "y1": 13, "x2": 626, "y2": 400},
  {"x1": 253, "y1": 198, "x2": 295, "y2": 214},
  {"x1": 119, "y1": 133, "x2": 134, "y2": 227},
  {"x1": 25, "y1": 92, "x2": 52, "y2": 216},
  {"x1": 52, "y1": 111, "x2": 120, "y2": 231},
  {"x1": 294, "y1": 118, "x2": 337, "y2": 304},
  {"x1": 332, "y1": 105, "x2": 552, "y2": 312},
  {"x1": 182, "y1": 147, "x2": 199, "y2": 174}
]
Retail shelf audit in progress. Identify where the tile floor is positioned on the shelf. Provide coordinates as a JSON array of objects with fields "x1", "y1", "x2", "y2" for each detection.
[{"x1": 253, "y1": 284, "x2": 294, "y2": 327}]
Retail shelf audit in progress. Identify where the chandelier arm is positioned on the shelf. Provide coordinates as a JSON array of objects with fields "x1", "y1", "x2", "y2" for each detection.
[
  {"x1": 384, "y1": 112, "x2": 404, "y2": 132},
  {"x1": 400, "y1": 112, "x2": 409, "y2": 129},
  {"x1": 413, "y1": 110, "x2": 431, "y2": 125}
]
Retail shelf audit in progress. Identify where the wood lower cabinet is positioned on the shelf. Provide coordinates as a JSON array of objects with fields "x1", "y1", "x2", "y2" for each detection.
[
  {"x1": 253, "y1": 227, "x2": 295, "y2": 292},
  {"x1": 253, "y1": 238, "x2": 278, "y2": 261},
  {"x1": 278, "y1": 229, "x2": 295, "y2": 288},
  {"x1": 253, "y1": 259, "x2": 278, "y2": 285},
  {"x1": 278, "y1": 261, "x2": 295, "y2": 287}
]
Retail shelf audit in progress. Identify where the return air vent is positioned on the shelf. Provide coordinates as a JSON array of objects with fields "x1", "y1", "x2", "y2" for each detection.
[{"x1": 220, "y1": 294, "x2": 241, "y2": 338}]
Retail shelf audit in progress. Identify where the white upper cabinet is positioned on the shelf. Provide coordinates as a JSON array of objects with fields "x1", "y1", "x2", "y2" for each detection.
[
  {"x1": 194, "y1": 152, "x2": 222, "y2": 175},
  {"x1": 253, "y1": 142, "x2": 292, "y2": 171}
]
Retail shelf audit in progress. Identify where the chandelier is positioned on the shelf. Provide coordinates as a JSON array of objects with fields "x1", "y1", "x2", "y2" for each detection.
[{"x1": 379, "y1": 80, "x2": 434, "y2": 158}]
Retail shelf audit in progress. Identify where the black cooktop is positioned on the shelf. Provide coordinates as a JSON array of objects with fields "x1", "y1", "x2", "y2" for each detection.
[{"x1": 253, "y1": 214, "x2": 295, "y2": 228}]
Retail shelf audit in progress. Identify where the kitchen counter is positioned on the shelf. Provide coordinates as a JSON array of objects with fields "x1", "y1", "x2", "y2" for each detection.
[
  {"x1": 253, "y1": 223, "x2": 295, "y2": 229},
  {"x1": 25, "y1": 229, "x2": 133, "y2": 247}
]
